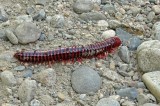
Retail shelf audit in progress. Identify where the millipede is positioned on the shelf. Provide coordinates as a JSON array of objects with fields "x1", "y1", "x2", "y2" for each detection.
[{"x1": 14, "y1": 36, "x2": 121, "y2": 65}]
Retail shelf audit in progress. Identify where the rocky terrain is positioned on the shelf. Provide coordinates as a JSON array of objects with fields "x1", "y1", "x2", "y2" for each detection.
[{"x1": 0, "y1": 0, "x2": 160, "y2": 106}]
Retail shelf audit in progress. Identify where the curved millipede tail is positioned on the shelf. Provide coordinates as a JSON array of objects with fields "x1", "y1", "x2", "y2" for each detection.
[{"x1": 14, "y1": 36, "x2": 122, "y2": 64}]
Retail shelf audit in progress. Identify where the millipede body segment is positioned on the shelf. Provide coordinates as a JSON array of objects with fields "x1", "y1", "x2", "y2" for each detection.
[{"x1": 14, "y1": 36, "x2": 121, "y2": 64}]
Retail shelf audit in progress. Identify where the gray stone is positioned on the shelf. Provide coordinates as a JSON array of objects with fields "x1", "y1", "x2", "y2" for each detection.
[
  {"x1": 73, "y1": 1, "x2": 93, "y2": 14},
  {"x1": 38, "y1": 32, "x2": 46, "y2": 41},
  {"x1": 39, "y1": 95, "x2": 54, "y2": 105},
  {"x1": 15, "y1": 22, "x2": 41, "y2": 44},
  {"x1": 80, "y1": 12, "x2": 107, "y2": 22},
  {"x1": 23, "y1": 70, "x2": 33, "y2": 78},
  {"x1": 153, "y1": 22, "x2": 160, "y2": 40},
  {"x1": 137, "y1": 93, "x2": 148, "y2": 105},
  {"x1": 14, "y1": 66, "x2": 25, "y2": 71},
  {"x1": 96, "y1": 98, "x2": 120, "y2": 106},
  {"x1": 71, "y1": 66, "x2": 102, "y2": 94},
  {"x1": 97, "y1": 20, "x2": 109, "y2": 27},
  {"x1": 142, "y1": 103, "x2": 159, "y2": 106},
  {"x1": 18, "y1": 79, "x2": 37, "y2": 102},
  {"x1": 102, "y1": 30, "x2": 115, "y2": 39},
  {"x1": 102, "y1": 4, "x2": 116, "y2": 14},
  {"x1": 147, "y1": 11, "x2": 155, "y2": 22},
  {"x1": 128, "y1": 37, "x2": 142, "y2": 50},
  {"x1": 51, "y1": 15, "x2": 65, "y2": 28},
  {"x1": 149, "y1": 0, "x2": 156, "y2": 3},
  {"x1": 118, "y1": 46, "x2": 130, "y2": 63},
  {"x1": 121, "y1": 100, "x2": 136, "y2": 106},
  {"x1": 30, "y1": 99, "x2": 40, "y2": 106},
  {"x1": 5, "y1": 29, "x2": 18, "y2": 44},
  {"x1": 103, "y1": 68, "x2": 120, "y2": 81},
  {"x1": 116, "y1": 87, "x2": 138, "y2": 100},
  {"x1": 142, "y1": 71, "x2": 160, "y2": 102},
  {"x1": 33, "y1": 9, "x2": 46, "y2": 21},
  {"x1": 34, "y1": 68, "x2": 56, "y2": 86},
  {"x1": 130, "y1": 6, "x2": 141, "y2": 16},
  {"x1": 0, "y1": 7, "x2": 8, "y2": 22},
  {"x1": 108, "y1": 20, "x2": 121, "y2": 29},
  {"x1": 35, "y1": 0, "x2": 48, "y2": 5},
  {"x1": 26, "y1": 7, "x2": 35, "y2": 15},
  {"x1": 1, "y1": 71, "x2": 17, "y2": 86},
  {"x1": 16, "y1": 15, "x2": 33, "y2": 23},
  {"x1": 152, "y1": 5, "x2": 160, "y2": 14},
  {"x1": 0, "y1": 29, "x2": 7, "y2": 40}
]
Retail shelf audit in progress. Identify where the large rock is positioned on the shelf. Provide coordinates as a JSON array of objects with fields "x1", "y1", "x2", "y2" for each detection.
[
  {"x1": 15, "y1": 22, "x2": 41, "y2": 44},
  {"x1": 137, "y1": 40, "x2": 160, "y2": 72},
  {"x1": 71, "y1": 66, "x2": 102, "y2": 94},
  {"x1": 142, "y1": 71, "x2": 160, "y2": 102}
]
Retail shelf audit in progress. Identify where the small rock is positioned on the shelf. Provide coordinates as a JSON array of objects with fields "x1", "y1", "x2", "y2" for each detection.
[
  {"x1": 152, "y1": 5, "x2": 160, "y2": 14},
  {"x1": 38, "y1": 32, "x2": 46, "y2": 41},
  {"x1": 130, "y1": 6, "x2": 141, "y2": 16},
  {"x1": 121, "y1": 100, "x2": 136, "y2": 106},
  {"x1": 142, "y1": 103, "x2": 159, "y2": 106},
  {"x1": 15, "y1": 22, "x2": 41, "y2": 44},
  {"x1": 102, "y1": 4, "x2": 116, "y2": 13},
  {"x1": 1, "y1": 71, "x2": 17, "y2": 86},
  {"x1": 137, "y1": 93, "x2": 148, "y2": 105},
  {"x1": 57, "y1": 92, "x2": 65, "y2": 101},
  {"x1": 142, "y1": 71, "x2": 160, "y2": 102},
  {"x1": 39, "y1": 94, "x2": 54, "y2": 105},
  {"x1": 16, "y1": 15, "x2": 33, "y2": 23},
  {"x1": 136, "y1": 82, "x2": 146, "y2": 88},
  {"x1": 103, "y1": 68, "x2": 120, "y2": 81},
  {"x1": 1, "y1": 103, "x2": 17, "y2": 106},
  {"x1": 147, "y1": 11, "x2": 155, "y2": 22},
  {"x1": 73, "y1": 1, "x2": 93, "y2": 14},
  {"x1": 71, "y1": 66, "x2": 102, "y2": 94},
  {"x1": 30, "y1": 99, "x2": 40, "y2": 106},
  {"x1": 79, "y1": 94, "x2": 86, "y2": 100},
  {"x1": 33, "y1": 9, "x2": 46, "y2": 21},
  {"x1": 118, "y1": 46, "x2": 130, "y2": 63},
  {"x1": 102, "y1": 30, "x2": 115, "y2": 39},
  {"x1": 153, "y1": 22, "x2": 160, "y2": 40},
  {"x1": 56, "y1": 102, "x2": 76, "y2": 106},
  {"x1": 35, "y1": 0, "x2": 47, "y2": 5},
  {"x1": 26, "y1": 7, "x2": 35, "y2": 15},
  {"x1": 23, "y1": 69, "x2": 33, "y2": 78},
  {"x1": 116, "y1": 87, "x2": 138, "y2": 100},
  {"x1": 18, "y1": 79, "x2": 37, "y2": 102},
  {"x1": 51, "y1": 15, "x2": 65, "y2": 28},
  {"x1": 108, "y1": 20, "x2": 121, "y2": 29},
  {"x1": 128, "y1": 37, "x2": 142, "y2": 50},
  {"x1": 0, "y1": 6, "x2": 8, "y2": 22},
  {"x1": 97, "y1": 20, "x2": 108, "y2": 27},
  {"x1": 80, "y1": 12, "x2": 107, "y2": 22},
  {"x1": 34, "y1": 68, "x2": 56, "y2": 86},
  {"x1": 5, "y1": 29, "x2": 18, "y2": 44},
  {"x1": 96, "y1": 98, "x2": 120, "y2": 106},
  {"x1": 14, "y1": 66, "x2": 25, "y2": 71},
  {"x1": 0, "y1": 29, "x2": 7, "y2": 40}
]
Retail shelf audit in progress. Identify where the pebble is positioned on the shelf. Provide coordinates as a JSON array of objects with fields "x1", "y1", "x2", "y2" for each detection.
[
  {"x1": 34, "y1": 68, "x2": 56, "y2": 86},
  {"x1": 97, "y1": 20, "x2": 109, "y2": 27},
  {"x1": 118, "y1": 46, "x2": 130, "y2": 63},
  {"x1": 56, "y1": 102, "x2": 76, "y2": 106},
  {"x1": 18, "y1": 78, "x2": 37, "y2": 102},
  {"x1": 137, "y1": 93, "x2": 148, "y2": 105},
  {"x1": 39, "y1": 94, "x2": 54, "y2": 105},
  {"x1": 147, "y1": 11, "x2": 155, "y2": 22},
  {"x1": 103, "y1": 68, "x2": 120, "y2": 81},
  {"x1": 26, "y1": 7, "x2": 35, "y2": 15},
  {"x1": 121, "y1": 100, "x2": 136, "y2": 106},
  {"x1": 128, "y1": 37, "x2": 142, "y2": 50},
  {"x1": 33, "y1": 9, "x2": 46, "y2": 21},
  {"x1": 152, "y1": 5, "x2": 160, "y2": 14},
  {"x1": 16, "y1": 15, "x2": 33, "y2": 23},
  {"x1": 96, "y1": 98, "x2": 120, "y2": 106},
  {"x1": 108, "y1": 20, "x2": 121, "y2": 29},
  {"x1": 73, "y1": 1, "x2": 93, "y2": 14},
  {"x1": 142, "y1": 103, "x2": 159, "y2": 106},
  {"x1": 14, "y1": 66, "x2": 25, "y2": 71},
  {"x1": 1, "y1": 103, "x2": 17, "y2": 106},
  {"x1": 57, "y1": 92, "x2": 65, "y2": 101},
  {"x1": 15, "y1": 22, "x2": 41, "y2": 44},
  {"x1": 35, "y1": 0, "x2": 47, "y2": 5},
  {"x1": 38, "y1": 32, "x2": 46, "y2": 41},
  {"x1": 102, "y1": 4, "x2": 116, "y2": 13},
  {"x1": 116, "y1": 87, "x2": 138, "y2": 100},
  {"x1": 153, "y1": 22, "x2": 160, "y2": 40},
  {"x1": 79, "y1": 12, "x2": 107, "y2": 22},
  {"x1": 102, "y1": 30, "x2": 115, "y2": 39},
  {"x1": 51, "y1": 15, "x2": 65, "y2": 28},
  {"x1": 130, "y1": 6, "x2": 141, "y2": 16},
  {"x1": 23, "y1": 69, "x2": 33, "y2": 78},
  {"x1": 71, "y1": 66, "x2": 102, "y2": 94},
  {"x1": 0, "y1": 6, "x2": 8, "y2": 22},
  {"x1": 30, "y1": 99, "x2": 40, "y2": 106},
  {"x1": 1, "y1": 71, "x2": 17, "y2": 86},
  {"x1": 0, "y1": 29, "x2": 7, "y2": 40},
  {"x1": 5, "y1": 29, "x2": 18, "y2": 44},
  {"x1": 142, "y1": 71, "x2": 160, "y2": 102}
]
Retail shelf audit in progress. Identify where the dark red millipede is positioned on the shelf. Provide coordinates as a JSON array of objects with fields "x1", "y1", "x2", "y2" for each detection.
[{"x1": 14, "y1": 36, "x2": 122, "y2": 64}]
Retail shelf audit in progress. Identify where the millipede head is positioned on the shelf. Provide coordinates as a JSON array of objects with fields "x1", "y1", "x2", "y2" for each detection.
[{"x1": 14, "y1": 51, "x2": 23, "y2": 60}]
